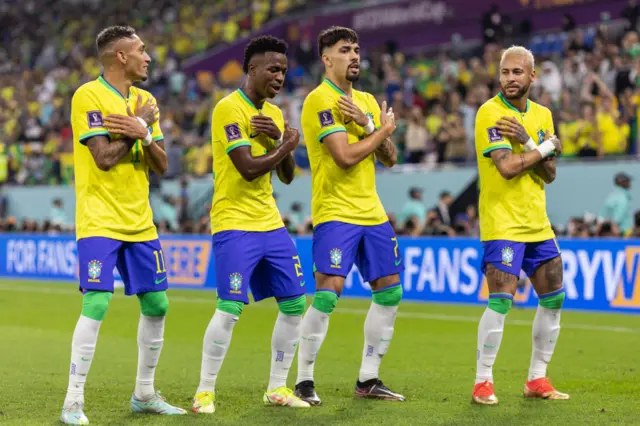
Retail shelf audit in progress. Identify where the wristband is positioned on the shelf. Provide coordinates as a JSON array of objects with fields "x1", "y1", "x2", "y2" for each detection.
[
  {"x1": 136, "y1": 117, "x2": 153, "y2": 146},
  {"x1": 276, "y1": 133, "x2": 284, "y2": 147},
  {"x1": 524, "y1": 137, "x2": 537, "y2": 152},
  {"x1": 364, "y1": 117, "x2": 375, "y2": 135},
  {"x1": 535, "y1": 139, "x2": 555, "y2": 159}
]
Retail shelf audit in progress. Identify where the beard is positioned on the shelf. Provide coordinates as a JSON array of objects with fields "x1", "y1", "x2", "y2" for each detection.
[
  {"x1": 346, "y1": 70, "x2": 360, "y2": 82},
  {"x1": 501, "y1": 82, "x2": 530, "y2": 100}
]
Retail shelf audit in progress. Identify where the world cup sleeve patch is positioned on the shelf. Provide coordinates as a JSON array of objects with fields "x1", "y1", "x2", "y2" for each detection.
[
  {"x1": 318, "y1": 110, "x2": 335, "y2": 127},
  {"x1": 487, "y1": 126, "x2": 503, "y2": 143},
  {"x1": 87, "y1": 111, "x2": 103, "y2": 128},
  {"x1": 224, "y1": 123, "x2": 242, "y2": 142}
]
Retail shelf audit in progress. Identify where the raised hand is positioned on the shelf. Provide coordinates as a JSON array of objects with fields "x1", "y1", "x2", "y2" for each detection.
[
  {"x1": 545, "y1": 130, "x2": 563, "y2": 155},
  {"x1": 132, "y1": 95, "x2": 159, "y2": 127},
  {"x1": 104, "y1": 113, "x2": 149, "y2": 140},
  {"x1": 282, "y1": 122, "x2": 300, "y2": 152},
  {"x1": 496, "y1": 116, "x2": 529, "y2": 145},
  {"x1": 379, "y1": 101, "x2": 396, "y2": 137},
  {"x1": 250, "y1": 114, "x2": 282, "y2": 140},
  {"x1": 338, "y1": 96, "x2": 368, "y2": 126}
]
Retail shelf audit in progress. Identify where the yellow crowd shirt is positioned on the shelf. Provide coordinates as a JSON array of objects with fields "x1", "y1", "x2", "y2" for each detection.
[
  {"x1": 302, "y1": 79, "x2": 387, "y2": 227},
  {"x1": 209, "y1": 89, "x2": 284, "y2": 234},
  {"x1": 71, "y1": 76, "x2": 163, "y2": 242},
  {"x1": 475, "y1": 93, "x2": 555, "y2": 242}
]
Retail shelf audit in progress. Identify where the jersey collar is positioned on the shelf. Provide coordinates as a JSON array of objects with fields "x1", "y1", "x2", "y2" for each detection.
[
  {"x1": 98, "y1": 75, "x2": 130, "y2": 100},
  {"x1": 498, "y1": 92, "x2": 530, "y2": 114},
  {"x1": 236, "y1": 88, "x2": 260, "y2": 110},
  {"x1": 323, "y1": 78, "x2": 347, "y2": 96}
]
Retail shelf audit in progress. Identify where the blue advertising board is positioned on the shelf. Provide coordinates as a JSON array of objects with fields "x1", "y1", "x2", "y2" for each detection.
[{"x1": 1, "y1": 234, "x2": 639, "y2": 314}]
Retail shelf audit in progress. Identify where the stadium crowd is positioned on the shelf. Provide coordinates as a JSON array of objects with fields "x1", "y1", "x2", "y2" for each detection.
[{"x1": 0, "y1": 1, "x2": 638, "y2": 238}]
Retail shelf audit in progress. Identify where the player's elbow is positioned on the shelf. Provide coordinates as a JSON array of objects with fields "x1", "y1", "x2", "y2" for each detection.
[
  {"x1": 334, "y1": 155, "x2": 354, "y2": 170},
  {"x1": 95, "y1": 159, "x2": 114, "y2": 172},
  {"x1": 498, "y1": 167, "x2": 518, "y2": 180}
]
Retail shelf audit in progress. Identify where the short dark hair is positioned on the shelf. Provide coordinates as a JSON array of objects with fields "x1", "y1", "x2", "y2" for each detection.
[
  {"x1": 243, "y1": 36, "x2": 288, "y2": 73},
  {"x1": 317, "y1": 26, "x2": 359, "y2": 56},
  {"x1": 96, "y1": 25, "x2": 136, "y2": 53}
]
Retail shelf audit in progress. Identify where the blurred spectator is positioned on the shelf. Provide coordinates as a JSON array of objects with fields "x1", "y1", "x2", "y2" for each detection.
[
  {"x1": 630, "y1": 210, "x2": 640, "y2": 237},
  {"x1": 599, "y1": 172, "x2": 633, "y2": 236},
  {"x1": 400, "y1": 187, "x2": 427, "y2": 226},
  {"x1": 404, "y1": 107, "x2": 428, "y2": 164},
  {"x1": 286, "y1": 202, "x2": 307, "y2": 235},
  {"x1": 435, "y1": 191, "x2": 453, "y2": 227},
  {"x1": 49, "y1": 198, "x2": 69, "y2": 229}
]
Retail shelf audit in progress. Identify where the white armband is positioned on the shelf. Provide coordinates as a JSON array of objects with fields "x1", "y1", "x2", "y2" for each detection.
[
  {"x1": 535, "y1": 139, "x2": 556, "y2": 159},
  {"x1": 136, "y1": 117, "x2": 153, "y2": 146},
  {"x1": 363, "y1": 117, "x2": 375, "y2": 135},
  {"x1": 524, "y1": 137, "x2": 537, "y2": 152}
]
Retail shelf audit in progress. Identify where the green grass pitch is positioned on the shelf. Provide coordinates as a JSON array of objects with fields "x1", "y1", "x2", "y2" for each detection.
[{"x1": 1, "y1": 280, "x2": 639, "y2": 425}]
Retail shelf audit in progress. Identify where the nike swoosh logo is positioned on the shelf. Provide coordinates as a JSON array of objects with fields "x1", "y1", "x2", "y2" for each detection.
[
  {"x1": 155, "y1": 276, "x2": 167, "y2": 285},
  {"x1": 395, "y1": 259, "x2": 402, "y2": 266},
  {"x1": 81, "y1": 357, "x2": 91, "y2": 362},
  {"x1": 213, "y1": 340, "x2": 226, "y2": 345},
  {"x1": 250, "y1": 133, "x2": 259, "y2": 138},
  {"x1": 484, "y1": 344, "x2": 497, "y2": 348},
  {"x1": 344, "y1": 119, "x2": 353, "y2": 124},
  {"x1": 300, "y1": 281, "x2": 306, "y2": 287}
]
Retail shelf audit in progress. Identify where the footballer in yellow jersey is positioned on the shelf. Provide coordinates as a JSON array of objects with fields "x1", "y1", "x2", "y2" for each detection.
[
  {"x1": 295, "y1": 27, "x2": 405, "y2": 405},
  {"x1": 472, "y1": 46, "x2": 569, "y2": 407},
  {"x1": 62, "y1": 26, "x2": 185, "y2": 426},
  {"x1": 193, "y1": 36, "x2": 310, "y2": 413}
]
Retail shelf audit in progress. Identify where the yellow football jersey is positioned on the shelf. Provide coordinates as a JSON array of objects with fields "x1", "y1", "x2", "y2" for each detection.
[
  {"x1": 71, "y1": 76, "x2": 163, "y2": 242},
  {"x1": 302, "y1": 79, "x2": 387, "y2": 227},
  {"x1": 209, "y1": 89, "x2": 284, "y2": 234},
  {"x1": 475, "y1": 93, "x2": 555, "y2": 242}
]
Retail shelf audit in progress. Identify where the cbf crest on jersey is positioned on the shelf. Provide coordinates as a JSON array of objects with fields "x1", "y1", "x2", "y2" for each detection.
[
  {"x1": 501, "y1": 247, "x2": 514, "y2": 267},
  {"x1": 229, "y1": 272, "x2": 243, "y2": 294},
  {"x1": 88, "y1": 260, "x2": 102, "y2": 283},
  {"x1": 537, "y1": 129, "x2": 545, "y2": 145},
  {"x1": 330, "y1": 248, "x2": 342, "y2": 269}
]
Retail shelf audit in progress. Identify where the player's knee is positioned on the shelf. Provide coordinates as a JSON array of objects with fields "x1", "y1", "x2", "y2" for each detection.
[
  {"x1": 138, "y1": 291, "x2": 169, "y2": 317},
  {"x1": 487, "y1": 295, "x2": 513, "y2": 315},
  {"x1": 372, "y1": 284, "x2": 402, "y2": 307},
  {"x1": 217, "y1": 298, "x2": 244, "y2": 316},
  {"x1": 278, "y1": 295, "x2": 307, "y2": 316},
  {"x1": 311, "y1": 290, "x2": 339, "y2": 315},
  {"x1": 81, "y1": 291, "x2": 113, "y2": 321},
  {"x1": 539, "y1": 288, "x2": 565, "y2": 310}
]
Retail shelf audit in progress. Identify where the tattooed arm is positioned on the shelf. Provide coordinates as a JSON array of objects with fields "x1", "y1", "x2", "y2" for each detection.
[
  {"x1": 375, "y1": 137, "x2": 397, "y2": 167},
  {"x1": 87, "y1": 135, "x2": 135, "y2": 171},
  {"x1": 533, "y1": 157, "x2": 556, "y2": 184},
  {"x1": 490, "y1": 148, "x2": 547, "y2": 180}
]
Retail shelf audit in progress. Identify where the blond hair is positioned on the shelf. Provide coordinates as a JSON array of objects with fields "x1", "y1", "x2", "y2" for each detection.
[{"x1": 500, "y1": 45, "x2": 535, "y2": 70}]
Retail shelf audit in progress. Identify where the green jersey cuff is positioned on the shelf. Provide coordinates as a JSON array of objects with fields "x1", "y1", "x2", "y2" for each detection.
[
  {"x1": 79, "y1": 130, "x2": 110, "y2": 145},
  {"x1": 226, "y1": 140, "x2": 251, "y2": 153},
  {"x1": 482, "y1": 143, "x2": 512, "y2": 157},
  {"x1": 153, "y1": 135, "x2": 164, "y2": 142},
  {"x1": 318, "y1": 126, "x2": 347, "y2": 142}
]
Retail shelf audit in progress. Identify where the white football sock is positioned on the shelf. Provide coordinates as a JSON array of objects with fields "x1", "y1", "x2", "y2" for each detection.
[
  {"x1": 268, "y1": 312, "x2": 302, "y2": 391},
  {"x1": 359, "y1": 302, "x2": 398, "y2": 383},
  {"x1": 296, "y1": 306, "x2": 330, "y2": 384},
  {"x1": 197, "y1": 310, "x2": 238, "y2": 394},
  {"x1": 475, "y1": 308, "x2": 506, "y2": 384},
  {"x1": 528, "y1": 305, "x2": 561, "y2": 381},
  {"x1": 134, "y1": 314, "x2": 165, "y2": 400},
  {"x1": 63, "y1": 315, "x2": 102, "y2": 408}
]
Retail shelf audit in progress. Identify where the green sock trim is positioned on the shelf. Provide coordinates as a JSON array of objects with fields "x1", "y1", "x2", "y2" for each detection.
[
  {"x1": 311, "y1": 290, "x2": 338, "y2": 315},
  {"x1": 81, "y1": 291, "x2": 113, "y2": 321},
  {"x1": 372, "y1": 284, "x2": 402, "y2": 307},
  {"x1": 278, "y1": 295, "x2": 306, "y2": 316},
  {"x1": 137, "y1": 291, "x2": 169, "y2": 317},
  {"x1": 488, "y1": 297, "x2": 512, "y2": 315},
  {"x1": 539, "y1": 292, "x2": 565, "y2": 310},
  {"x1": 217, "y1": 298, "x2": 244, "y2": 316}
]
